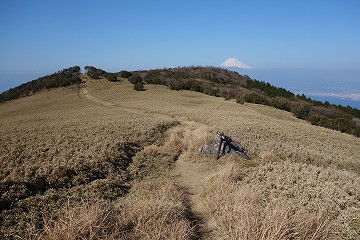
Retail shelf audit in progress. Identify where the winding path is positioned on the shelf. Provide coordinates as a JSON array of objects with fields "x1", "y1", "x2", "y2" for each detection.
[
  {"x1": 79, "y1": 87, "x2": 114, "y2": 107},
  {"x1": 78, "y1": 76, "x2": 114, "y2": 107}
]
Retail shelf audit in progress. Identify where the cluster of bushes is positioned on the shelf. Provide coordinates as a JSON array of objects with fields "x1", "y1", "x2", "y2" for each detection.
[
  {"x1": 127, "y1": 74, "x2": 144, "y2": 91},
  {"x1": 138, "y1": 66, "x2": 247, "y2": 85},
  {"x1": 293, "y1": 103, "x2": 360, "y2": 135},
  {"x1": 246, "y1": 79, "x2": 295, "y2": 98},
  {"x1": 118, "y1": 70, "x2": 132, "y2": 78},
  {"x1": 237, "y1": 92, "x2": 269, "y2": 105},
  {"x1": 168, "y1": 79, "x2": 204, "y2": 92},
  {"x1": 106, "y1": 73, "x2": 118, "y2": 82},
  {"x1": 239, "y1": 93, "x2": 360, "y2": 136},
  {"x1": 84, "y1": 66, "x2": 106, "y2": 79},
  {"x1": 0, "y1": 66, "x2": 81, "y2": 103},
  {"x1": 138, "y1": 66, "x2": 360, "y2": 137}
]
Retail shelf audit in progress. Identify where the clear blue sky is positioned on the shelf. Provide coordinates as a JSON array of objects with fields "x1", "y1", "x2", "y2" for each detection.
[{"x1": 1, "y1": 0, "x2": 360, "y2": 97}]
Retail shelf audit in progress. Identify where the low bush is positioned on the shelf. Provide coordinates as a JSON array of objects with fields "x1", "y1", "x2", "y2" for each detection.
[
  {"x1": 106, "y1": 73, "x2": 118, "y2": 82},
  {"x1": 118, "y1": 70, "x2": 132, "y2": 78},
  {"x1": 271, "y1": 97, "x2": 292, "y2": 111},
  {"x1": 84, "y1": 66, "x2": 106, "y2": 79},
  {"x1": 308, "y1": 114, "x2": 355, "y2": 134},
  {"x1": 128, "y1": 75, "x2": 143, "y2": 84},
  {"x1": 240, "y1": 93, "x2": 270, "y2": 105},
  {"x1": 134, "y1": 83, "x2": 144, "y2": 91},
  {"x1": 291, "y1": 103, "x2": 311, "y2": 120}
]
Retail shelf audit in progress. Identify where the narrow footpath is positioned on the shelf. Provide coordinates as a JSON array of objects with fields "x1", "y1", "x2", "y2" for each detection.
[{"x1": 173, "y1": 154, "x2": 220, "y2": 240}]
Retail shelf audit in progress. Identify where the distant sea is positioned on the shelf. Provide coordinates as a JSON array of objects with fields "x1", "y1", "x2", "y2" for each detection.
[
  {"x1": 305, "y1": 95, "x2": 360, "y2": 109},
  {"x1": 240, "y1": 68, "x2": 360, "y2": 110},
  {"x1": 0, "y1": 72, "x2": 50, "y2": 93}
]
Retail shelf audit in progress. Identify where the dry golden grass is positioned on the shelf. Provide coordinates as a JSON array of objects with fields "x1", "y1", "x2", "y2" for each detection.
[
  {"x1": 34, "y1": 179, "x2": 194, "y2": 240},
  {"x1": 1, "y1": 78, "x2": 359, "y2": 239},
  {"x1": 84, "y1": 79, "x2": 360, "y2": 173},
  {"x1": 165, "y1": 122, "x2": 213, "y2": 153},
  {"x1": 259, "y1": 150, "x2": 277, "y2": 163},
  {"x1": 116, "y1": 178, "x2": 194, "y2": 240},
  {"x1": 36, "y1": 199, "x2": 119, "y2": 240},
  {"x1": 196, "y1": 162, "x2": 333, "y2": 239},
  {"x1": 0, "y1": 85, "x2": 177, "y2": 238},
  {"x1": 193, "y1": 160, "x2": 360, "y2": 239}
]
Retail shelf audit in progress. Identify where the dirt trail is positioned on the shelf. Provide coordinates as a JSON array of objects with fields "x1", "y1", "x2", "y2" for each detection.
[
  {"x1": 78, "y1": 76, "x2": 114, "y2": 107},
  {"x1": 173, "y1": 154, "x2": 219, "y2": 239}
]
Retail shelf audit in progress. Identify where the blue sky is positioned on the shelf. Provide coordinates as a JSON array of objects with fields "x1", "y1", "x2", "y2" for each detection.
[{"x1": 1, "y1": 0, "x2": 360, "y2": 105}]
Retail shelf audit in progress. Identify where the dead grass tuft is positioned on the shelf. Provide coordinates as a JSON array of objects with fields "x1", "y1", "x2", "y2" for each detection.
[
  {"x1": 165, "y1": 123, "x2": 212, "y2": 153},
  {"x1": 38, "y1": 199, "x2": 119, "y2": 240},
  {"x1": 259, "y1": 150, "x2": 277, "y2": 163},
  {"x1": 199, "y1": 162, "x2": 335, "y2": 239},
  {"x1": 209, "y1": 161, "x2": 239, "y2": 184},
  {"x1": 142, "y1": 144, "x2": 165, "y2": 156},
  {"x1": 117, "y1": 178, "x2": 194, "y2": 239}
]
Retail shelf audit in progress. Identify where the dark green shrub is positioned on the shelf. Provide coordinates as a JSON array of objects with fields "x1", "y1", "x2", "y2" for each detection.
[
  {"x1": 203, "y1": 87, "x2": 218, "y2": 96},
  {"x1": 134, "y1": 83, "x2": 145, "y2": 91},
  {"x1": 128, "y1": 75, "x2": 143, "y2": 84},
  {"x1": 189, "y1": 80, "x2": 204, "y2": 92},
  {"x1": 119, "y1": 71, "x2": 133, "y2": 78},
  {"x1": 168, "y1": 80, "x2": 183, "y2": 90},
  {"x1": 354, "y1": 127, "x2": 360, "y2": 137},
  {"x1": 236, "y1": 97, "x2": 245, "y2": 104},
  {"x1": 271, "y1": 97, "x2": 292, "y2": 111},
  {"x1": 246, "y1": 79, "x2": 295, "y2": 98},
  {"x1": 331, "y1": 118, "x2": 354, "y2": 133},
  {"x1": 308, "y1": 114, "x2": 325, "y2": 126},
  {"x1": 291, "y1": 103, "x2": 311, "y2": 120},
  {"x1": 241, "y1": 93, "x2": 269, "y2": 105},
  {"x1": 84, "y1": 66, "x2": 106, "y2": 79},
  {"x1": 106, "y1": 73, "x2": 118, "y2": 82}
]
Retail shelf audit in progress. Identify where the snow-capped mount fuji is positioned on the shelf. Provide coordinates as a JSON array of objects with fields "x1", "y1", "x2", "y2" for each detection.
[{"x1": 220, "y1": 58, "x2": 252, "y2": 70}]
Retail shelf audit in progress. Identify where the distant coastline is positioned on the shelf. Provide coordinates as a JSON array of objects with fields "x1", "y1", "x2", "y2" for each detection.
[
  {"x1": 305, "y1": 95, "x2": 360, "y2": 110},
  {"x1": 241, "y1": 68, "x2": 360, "y2": 110}
]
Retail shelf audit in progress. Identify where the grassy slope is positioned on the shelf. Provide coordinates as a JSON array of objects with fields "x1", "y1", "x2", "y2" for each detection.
[{"x1": 0, "y1": 79, "x2": 359, "y2": 239}]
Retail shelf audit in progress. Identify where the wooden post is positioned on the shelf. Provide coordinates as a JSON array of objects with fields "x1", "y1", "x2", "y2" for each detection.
[{"x1": 216, "y1": 138, "x2": 223, "y2": 160}]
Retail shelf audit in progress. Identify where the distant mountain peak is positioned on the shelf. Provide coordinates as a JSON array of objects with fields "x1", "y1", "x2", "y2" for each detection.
[{"x1": 220, "y1": 58, "x2": 252, "y2": 69}]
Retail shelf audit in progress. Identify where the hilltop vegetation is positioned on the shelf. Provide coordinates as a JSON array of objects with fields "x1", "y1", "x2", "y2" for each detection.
[
  {"x1": 1, "y1": 65, "x2": 359, "y2": 136},
  {"x1": 134, "y1": 66, "x2": 360, "y2": 137},
  {"x1": 0, "y1": 66, "x2": 81, "y2": 103}
]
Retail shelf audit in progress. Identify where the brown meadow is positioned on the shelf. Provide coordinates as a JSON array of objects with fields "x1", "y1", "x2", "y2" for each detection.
[{"x1": 0, "y1": 78, "x2": 359, "y2": 239}]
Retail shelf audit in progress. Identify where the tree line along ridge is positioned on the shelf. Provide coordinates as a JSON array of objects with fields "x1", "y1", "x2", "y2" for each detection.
[{"x1": 1, "y1": 65, "x2": 359, "y2": 137}]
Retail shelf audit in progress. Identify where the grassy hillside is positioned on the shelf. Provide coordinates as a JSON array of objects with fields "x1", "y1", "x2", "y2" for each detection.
[
  {"x1": 135, "y1": 66, "x2": 360, "y2": 137},
  {"x1": 2, "y1": 66, "x2": 360, "y2": 136},
  {"x1": 0, "y1": 78, "x2": 359, "y2": 239}
]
